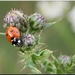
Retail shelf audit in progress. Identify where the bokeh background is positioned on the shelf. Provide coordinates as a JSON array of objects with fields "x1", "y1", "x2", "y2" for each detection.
[{"x1": 0, "y1": 1, "x2": 75, "y2": 74}]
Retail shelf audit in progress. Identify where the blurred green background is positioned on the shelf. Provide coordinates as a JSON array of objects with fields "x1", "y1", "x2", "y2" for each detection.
[{"x1": 0, "y1": 1, "x2": 75, "y2": 74}]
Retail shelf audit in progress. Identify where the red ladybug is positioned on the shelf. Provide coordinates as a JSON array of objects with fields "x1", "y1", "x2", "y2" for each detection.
[{"x1": 6, "y1": 26, "x2": 21, "y2": 46}]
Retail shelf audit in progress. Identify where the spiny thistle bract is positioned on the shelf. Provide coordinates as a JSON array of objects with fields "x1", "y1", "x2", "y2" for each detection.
[
  {"x1": 3, "y1": 9, "x2": 28, "y2": 33},
  {"x1": 28, "y1": 13, "x2": 46, "y2": 34},
  {"x1": 58, "y1": 55, "x2": 71, "y2": 68},
  {"x1": 0, "y1": 8, "x2": 75, "y2": 74},
  {"x1": 20, "y1": 33, "x2": 37, "y2": 51}
]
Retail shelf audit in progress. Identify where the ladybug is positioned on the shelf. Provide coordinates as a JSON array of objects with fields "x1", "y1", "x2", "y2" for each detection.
[{"x1": 6, "y1": 26, "x2": 21, "y2": 46}]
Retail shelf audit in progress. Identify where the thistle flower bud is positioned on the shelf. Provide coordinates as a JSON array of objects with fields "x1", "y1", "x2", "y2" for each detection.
[
  {"x1": 21, "y1": 33, "x2": 36, "y2": 48},
  {"x1": 28, "y1": 13, "x2": 46, "y2": 33},
  {"x1": 3, "y1": 9, "x2": 28, "y2": 32},
  {"x1": 58, "y1": 55, "x2": 71, "y2": 68}
]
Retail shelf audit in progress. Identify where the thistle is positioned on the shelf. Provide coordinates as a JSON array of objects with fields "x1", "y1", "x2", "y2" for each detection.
[
  {"x1": 3, "y1": 9, "x2": 28, "y2": 33},
  {"x1": 0, "y1": 9, "x2": 75, "y2": 74},
  {"x1": 20, "y1": 33, "x2": 36, "y2": 51},
  {"x1": 58, "y1": 55, "x2": 71, "y2": 68},
  {"x1": 28, "y1": 13, "x2": 46, "y2": 33},
  {"x1": 28, "y1": 13, "x2": 62, "y2": 34}
]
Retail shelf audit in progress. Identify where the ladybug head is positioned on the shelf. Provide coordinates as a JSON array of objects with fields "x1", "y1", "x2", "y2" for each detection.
[{"x1": 11, "y1": 37, "x2": 21, "y2": 46}]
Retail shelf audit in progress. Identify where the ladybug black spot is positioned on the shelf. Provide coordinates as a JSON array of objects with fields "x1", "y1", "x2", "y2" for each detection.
[
  {"x1": 16, "y1": 31, "x2": 18, "y2": 33},
  {"x1": 10, "y1": 30, "x2": 13, "y2": 32}
]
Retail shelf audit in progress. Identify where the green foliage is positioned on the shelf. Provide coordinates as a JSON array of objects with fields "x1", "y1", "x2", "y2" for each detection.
[{"x1": 19, "y1": 48, "x2": 75, "y2": 74}]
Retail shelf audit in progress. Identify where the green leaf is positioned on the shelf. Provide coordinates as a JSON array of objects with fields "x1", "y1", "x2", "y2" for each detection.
[
  {"x1": 35, "y1": 36, "x2": 40, "y2": 45},
  {"x1": 19, "y1": 48, "x2": 25, "y2": 53},
  {"x1": 51, "y1": 54, "x2": 59, "y2": 67},
  {"x1": 43, "y1": 61, "x2": 53, "y2": 73},
  {"x1": 39, "y1": 49, "x2": 53, "y2": 62},
  {"x1": 23, "y1": 53, "x2": 36, "y2": 68},
  {"x1": 32, "y1": 49, "x2": 53, "y2": 63},
  {"x1": 43, "y1": 61, "x2": 57, "y2": 74},
  {"x1": 56, "y1": 68, "x2": 64, "y2": 74},
  {"x1": 71, "y1": 55, "x2": 75, "y2": 63}
]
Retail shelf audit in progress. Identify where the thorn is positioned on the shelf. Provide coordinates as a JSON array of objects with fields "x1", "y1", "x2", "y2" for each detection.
[
  {"x1": 40, "y1": 45, "x2": 48, "y2": 50},
  {"x1": 45, "y1": 18, "x2": 63, "y2": 28},
  {"x1": 17, "y1": 59, "x2": 25, "y2": 63},
  {"x1": 39, "y1": 43, "x2": 46, "y2": 45},
  {"x1": 0, "y1": 33, "x2": 6, "y2": 35},
  {"x1": 38, "y1": 30, "x2": 43, "y2": 37},
  {"x1": 20, "y1": 66, "x2": 26, "y2": 72},
  {"x1": 53, "y1": 18, "x2": 63, "y2": 24},
  {"x1": 52, "y1": 50, "x2": 57, "y2": 53}
]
